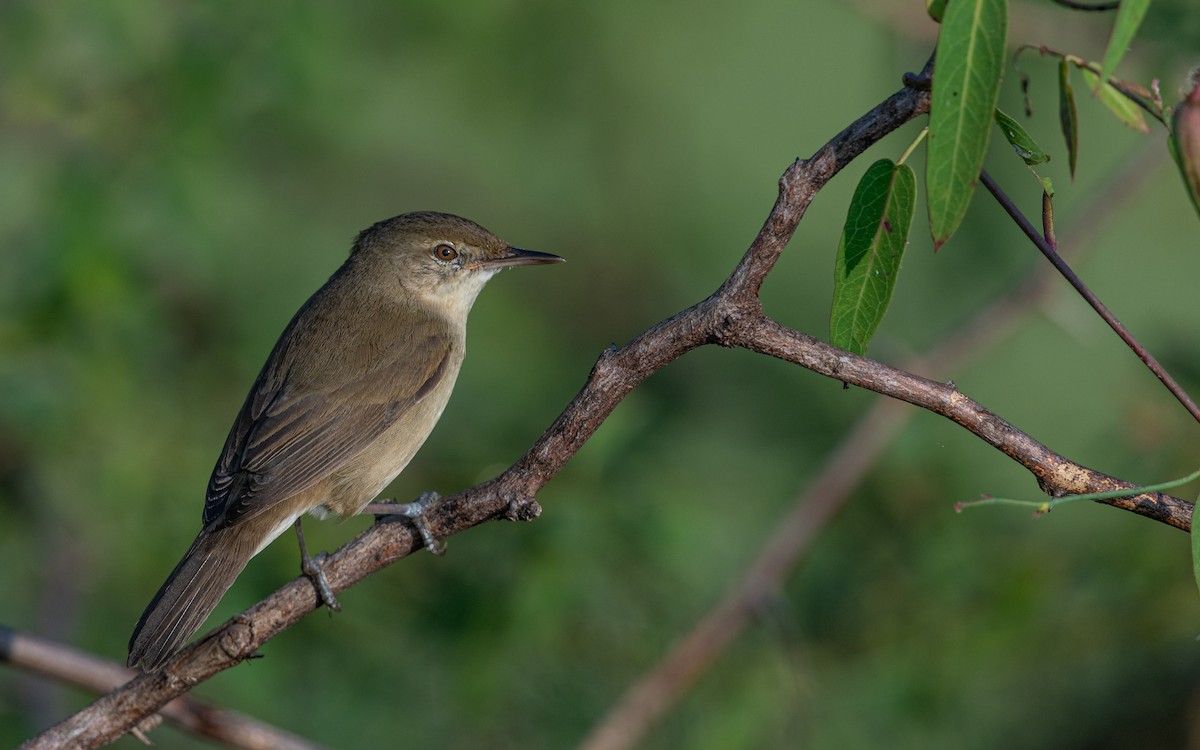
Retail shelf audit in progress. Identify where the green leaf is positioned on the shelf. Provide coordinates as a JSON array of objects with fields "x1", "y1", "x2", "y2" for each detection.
[
  {"x1": 927, "y1": 0, "x2": 947, "y2": 23},
  {"x1": 1098, "y1": 0, "x2": 1151, "y2": 88},
  {"x1": 1058, "y1": 59, "x2": 1079, "y2": 179},
  {"x1": 926, "y1": 0, "x2": 1008, "y2": 250},
  {"x1": 1080, "y1": 65, "x2": 1150, "y2": 133},
  {"x1": 831, "y1": 159, "x2": 916, "y2": 356},
  {"x1": 994, "y1": 108, "x2": 1050, "y2": 165}
]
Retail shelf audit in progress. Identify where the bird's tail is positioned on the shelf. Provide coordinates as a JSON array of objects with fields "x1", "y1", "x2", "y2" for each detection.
[{"x1": 128, "y1": 524, "x2": 264, "y2": 671}]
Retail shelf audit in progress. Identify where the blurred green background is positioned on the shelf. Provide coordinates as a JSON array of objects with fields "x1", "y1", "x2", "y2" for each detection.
[{"x1": 3, "y1": 1, "x2": 1200, "y2": 748}]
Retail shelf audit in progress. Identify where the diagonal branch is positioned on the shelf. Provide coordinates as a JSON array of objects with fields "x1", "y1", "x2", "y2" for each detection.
[
  {"x1": 1, "y1": 626, "x2": 326, "y2": 750},
  {"x1": 733, "y1": 316, "x2": 1190, "y2": 527},
  {"x1": 980, "y1": 170, "x2": 1200, "y2": 424},
  {"x1": 21, "y1": 55, "x2": 1193, "y2": 749},
  {"x1": 578, "y1": 138, "x2": 1172, "y2": 750}
]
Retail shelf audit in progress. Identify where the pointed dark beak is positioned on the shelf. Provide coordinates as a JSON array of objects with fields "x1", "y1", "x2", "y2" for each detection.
[{"x1": 479, "y1": 246, "x2": 565, "y2": 270}]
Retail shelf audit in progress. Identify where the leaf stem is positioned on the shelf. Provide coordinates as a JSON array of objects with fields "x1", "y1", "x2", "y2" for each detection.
[
  {"x1": 958, "y1": 468, "x2": 1200, "y2": 512},
  {"x1": 897, "y1": 127, "x2": 928, "y2": 166},
  {"x1": 1041, "y1": 191, "x2": 1056, "y2": 248}
]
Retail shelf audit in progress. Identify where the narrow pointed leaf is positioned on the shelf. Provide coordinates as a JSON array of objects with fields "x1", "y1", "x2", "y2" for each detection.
[
  {"x1": 994, "y1": 108, "x2": 1050, "y2": 165},
  {"x1": 1080, "y1": 66, "x2": 1150, "y2": 132},
  {"x1": 831, "y1": 159, "x2": 917, "y2": 356},
  {"x1": 1098, "y1": 0, "x2": 1151, "y2": 88},
  {"x1": 926, "y1": 0, "x2": 1008, "y2": 250},
  {"x1": 1058, "y1": 59, "x2": 1079, "y2": 179}
]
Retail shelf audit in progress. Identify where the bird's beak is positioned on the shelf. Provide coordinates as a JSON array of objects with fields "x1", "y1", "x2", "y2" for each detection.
[{"x1": 478, "y1": 246, "x2": 565, "y2": 270}]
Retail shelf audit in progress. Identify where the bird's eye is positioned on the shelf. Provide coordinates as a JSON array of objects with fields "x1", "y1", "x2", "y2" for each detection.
[{"x1": 433, "y1": 243, "x2": 458, "y2": 262}]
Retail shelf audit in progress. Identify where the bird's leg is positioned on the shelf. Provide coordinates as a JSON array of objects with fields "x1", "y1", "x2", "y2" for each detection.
[
  {"x1": 293, "y1": 518, "x2": 341, "y2": 612},
  {"x1": 361, "y1": 491, "x2": 446, "y2": 556}
]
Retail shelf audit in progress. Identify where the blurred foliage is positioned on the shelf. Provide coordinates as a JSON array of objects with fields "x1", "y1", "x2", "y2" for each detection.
[{"x1": 2, "y1": 1, "x2": 1200, "y2": 748}]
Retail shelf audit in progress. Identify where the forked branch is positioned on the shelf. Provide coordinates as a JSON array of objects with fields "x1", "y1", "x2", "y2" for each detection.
[{"x1": 21, "y1": 55, "x2": 1193, "y2": 750}]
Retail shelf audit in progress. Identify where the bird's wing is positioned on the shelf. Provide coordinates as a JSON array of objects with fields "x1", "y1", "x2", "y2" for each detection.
[{"x1": 202, "y1": 308, "x2": 454, "y2": 529}]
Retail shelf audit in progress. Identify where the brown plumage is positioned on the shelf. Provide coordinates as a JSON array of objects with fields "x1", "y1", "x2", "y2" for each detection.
[{"x1": 128, "y1": 212, "x2": 561, "y2": 670}]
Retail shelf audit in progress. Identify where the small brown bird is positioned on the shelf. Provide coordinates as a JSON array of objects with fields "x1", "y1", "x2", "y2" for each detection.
[{"x1": 128, "y1": 211, "x2": 562, "y2": 670}]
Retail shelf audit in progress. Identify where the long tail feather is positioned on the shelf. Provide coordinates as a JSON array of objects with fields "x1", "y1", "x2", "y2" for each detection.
[{"x1": 128, "y1": 525, "x2": 261, "y2": 671}]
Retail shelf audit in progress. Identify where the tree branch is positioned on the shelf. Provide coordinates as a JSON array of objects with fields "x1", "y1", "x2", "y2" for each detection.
[
  {"x1": 577, "y1": 140, "x2": 1180, "y2": 750},
  {"x1": 1, "y1": 626, "x2": 326, "y2": 750},
  {"x1": 21, "y1": 55, "x2": 1193, "y2": 749}
]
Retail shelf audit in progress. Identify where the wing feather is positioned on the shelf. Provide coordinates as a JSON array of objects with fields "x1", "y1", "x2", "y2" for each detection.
[{"x1": 202, "y1": 300, "x2": 453, "y2": 529}]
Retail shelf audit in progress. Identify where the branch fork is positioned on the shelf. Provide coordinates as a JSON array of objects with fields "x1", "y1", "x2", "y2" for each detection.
[{"x1": 19, "y1": 58, "x2": 1193, "y2": 750}]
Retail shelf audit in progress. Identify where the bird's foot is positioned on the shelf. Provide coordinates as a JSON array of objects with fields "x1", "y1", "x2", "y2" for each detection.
[
  {"x1": 294, "y1": 518, "x2": 341, "y2": 612},
  {"x1": 301, "y1": 551, "x2": 341, "y2": 613},
  {"x1": 362, "y1": 491, "x2": 446, "y2": 556}
]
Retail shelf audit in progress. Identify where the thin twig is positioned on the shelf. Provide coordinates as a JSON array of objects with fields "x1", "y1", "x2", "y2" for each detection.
[
  {"x1": 1049, "y1": 0, "x2": 1120, "y2": 10},
  {"x1": 1018, "y1": 45, "x2": 1166, "y2": 125},
  {"x1": 980, "y1": 169, "x2": 1200, "y2": 425}
]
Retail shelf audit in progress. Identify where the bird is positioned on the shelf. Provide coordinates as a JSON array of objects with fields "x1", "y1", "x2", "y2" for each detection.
[{"x1": 127, "y1": 211, "x2": 562, "y2": 671}]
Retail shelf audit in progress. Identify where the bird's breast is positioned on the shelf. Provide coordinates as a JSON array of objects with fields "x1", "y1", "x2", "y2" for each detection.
[{"x1": 320, "y1": 350, "x2": 465, "y2": 516}]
